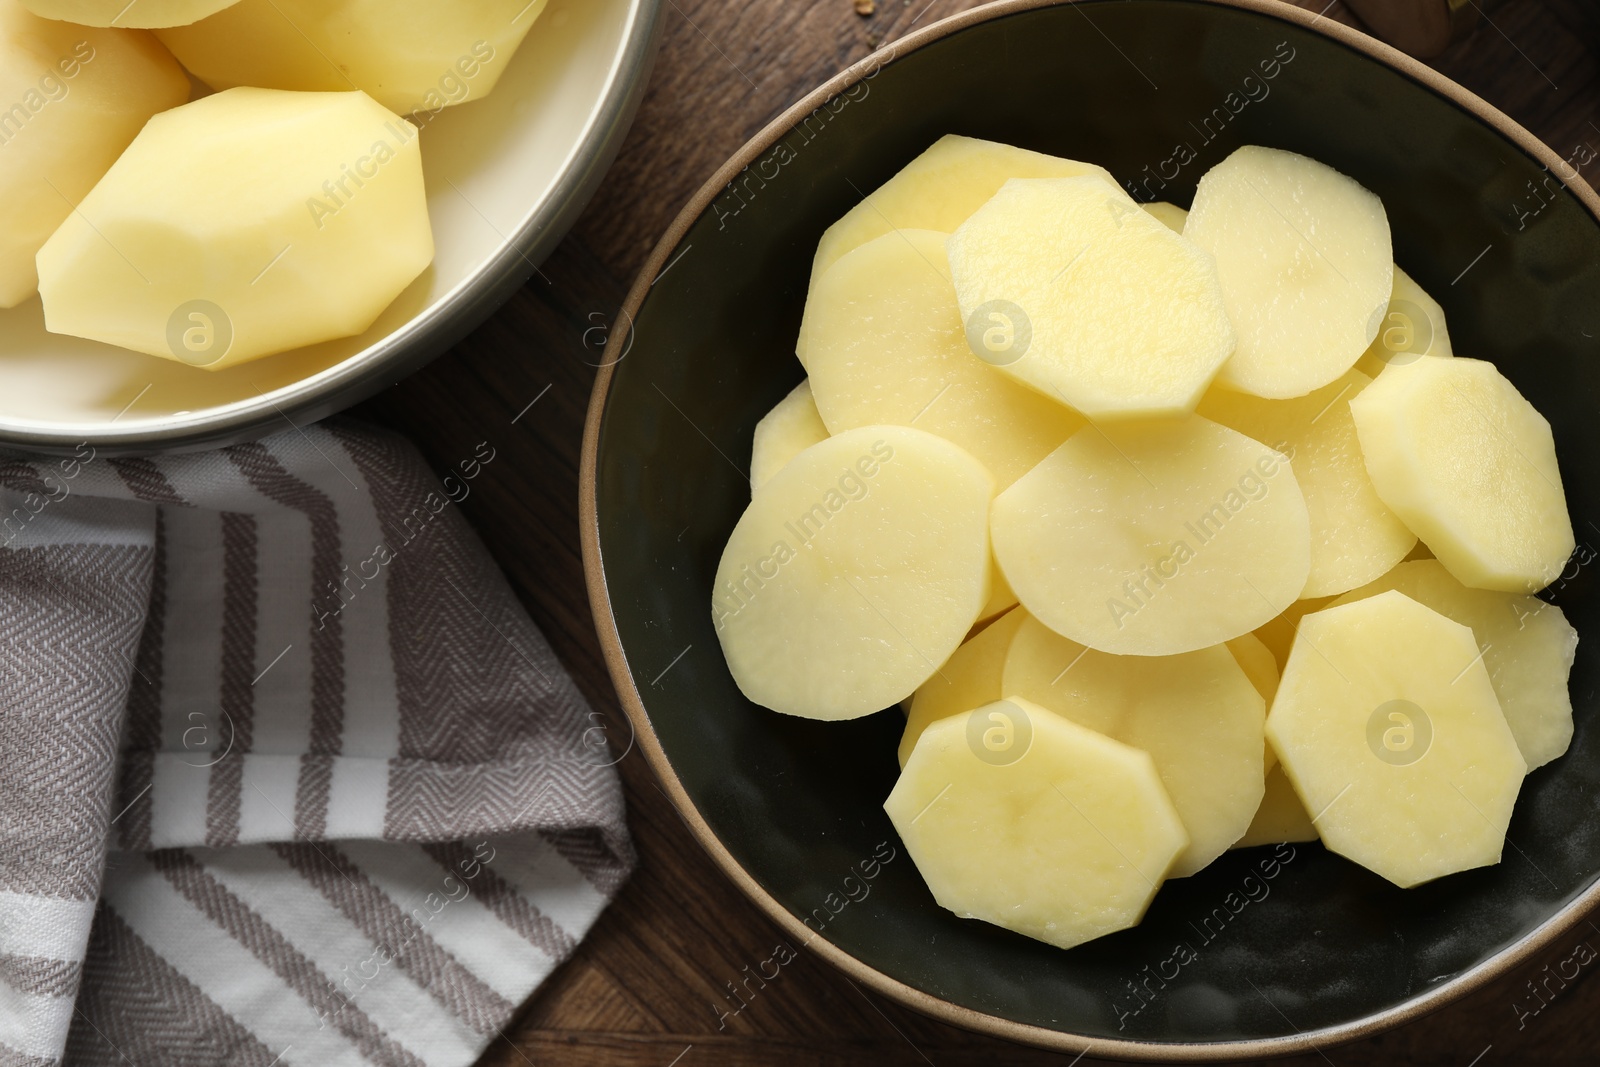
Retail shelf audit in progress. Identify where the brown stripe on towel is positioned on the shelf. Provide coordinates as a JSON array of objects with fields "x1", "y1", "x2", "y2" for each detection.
[
  {"x1": 225, "y1": 443, "x2": 344, "y2": 839},
  {"x1": 206, "y1": 513, "x2": 259, "y2": 848},
  {"x1": 151, "y1": 850, "x2": 424, "y2": 1067},
  {"x1": 422, "y1": 842, "x2": 577, "y2": 958}
]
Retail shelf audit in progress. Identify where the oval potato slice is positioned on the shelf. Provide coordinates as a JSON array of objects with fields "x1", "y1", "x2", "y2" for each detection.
[
  {"x1": 991, "y1": 416, "x2": 1310, "y2": 656},
  {"x1": 713, "y1": 425, "x2": 992, "y2": 719},
  {"x1": 750, "y1": 379, "x2": 829, "y2": 494}
]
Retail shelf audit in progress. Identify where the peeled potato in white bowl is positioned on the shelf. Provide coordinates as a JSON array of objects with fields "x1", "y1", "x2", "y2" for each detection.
[
  {"x1": 713, "y1": 425, "x2": 993, "y2": 720},
  {"x1": 18, "y1": 0, "x2": 239, "y2": 26}
]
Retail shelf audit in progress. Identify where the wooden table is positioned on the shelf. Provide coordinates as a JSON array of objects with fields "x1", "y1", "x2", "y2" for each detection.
[{"x1": 352, "y1": 1, "x2": 1600, "y2": 1062}]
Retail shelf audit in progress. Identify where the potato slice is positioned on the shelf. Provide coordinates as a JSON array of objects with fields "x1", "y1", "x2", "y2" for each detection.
[
  {"x1": 887, "y1": 697, "x2": 1188, "y2": 950},
  {"x1": 1228, "y1": 632, "x2": 1280, "y2": 704},
  {"x1": 979, "y1": 556, "x2": 1018, "y2": 621},
  {"x1": 750, "y1": 380, "x2": 829, "y2": 493},
  {"x1": 1354, "y1": 265, "x2": 1453, "y2": 378},
  {"x1": 37, "y1": 88, "x2": 433, "y2": 367},
  {"x1": 808, "y1": 134, "x2": 1112, "y2": 297},
  {"x1": 1200, "y1": 368, "x2": 1416, "y2": 597},
  {"x1": 992, "y1": 416, "x2": 1310, "y2": 656},
  {"x1": 948, "y1": 175, "x2": 1236, "y2": 419},
  {"x1": 1000, "y1": 614, "x2": 1265, "y2": 877},
  {"x1": 1186, "y1": 145, "x2": 1393, "y2": 399},
  {"x1": 156, "y1": 0, "x2": 547, "y2": 114},
  {"x1": 1331, "y1": 559, "x2": 1578, "y2": 770},
  {"x1": 19, "y1": 0, "x2": 237, "y2": 26},
  {"x1": 1349, "y1": 357, "x2": 1574, "y2": 593},
  {"x1": 1268, "y1": 591, "x2": 1526, "y2": 888},
  {"x1": 1255, "y1": 595, "x2": 1335, "y2": 669},
  {"x1": 801, "y1": 228, "x2": 1083, "y2": 487},
  {"x1": 0, "y1": 4, "x2": 188, "y2": 307},
  {"x1": 713, "y1": 425, "x2": 992, "y2": 719},
  {"x1": 1231, "y1": 766, "x2": 1318, "y2": 849},
  {"x1": 900, "y1": 607, "x2": 1024, "y2": 767},
  {"x1": 1143, "y1": 201, "x2": 1188, "y2": 233}
]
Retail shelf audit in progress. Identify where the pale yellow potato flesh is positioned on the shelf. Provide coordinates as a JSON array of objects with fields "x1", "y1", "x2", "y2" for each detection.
[
  {"x1": 1186, "y1": 146, "x2": 1393, "y2": 399},
  {"x1": 1142, "y1": 201, "x2": 1188, "y2": 233},
  {"x1": 978, "y1": 556, "x2": 1019, "y2": 621},
  {"x1": 991, "y1": 416, "x2": 1310, "y2": 656},
  {"x1": 888, "y1": 698, "x2": 1188, "y2": 950},
  {"x1": 1255, "y1": 595, "x2": 1335, "y2": 669},
  {"x1": 1349, "y1": 357, "x2": 1574, "y2": 593},
  {"x1": 1200, "y1": 368, "x2": 1416, "y2": 597},
  {"x1": 19, "y1": 0, "x2": 238, "y2": 26},
  {"x1": 0, "y1": 3, "x2": 188, "y2": 307},
  {"x1": 1354, "y1": 265, "x2": 1453, "y2": 378},
  {"x1": 37, "y1": 88, "x2": 433, "y2": 367},
  {"x1": 1231, "y1": 765, "x2": 1318, "y2": 849},
  {"x1": 948, "y1": 175, "x2": 1236, "y2": 420},
  {"x1": 998, "y1": 614, "x2": 1265, "y2": 877},
  {"x1": 1228, "y1": 631, "x2": 1281, "y2": 773},
  {"x1": 807, "y1": 134, "x2": 1113, "y2": 302},
  {"x1": 713, "y1": 425, "x2": 992, "y2": 720},
  {"x1": 156, "y1": 0, "x2": 548, "y2": 114},
  {"x1": 1267, "y1": 591, "x2": 1526, "y2": 888},
  {"x1": 899, "y1": 608, "x2": 1023, "y2": 767},
  {"x1": 750, "y1": 380, "x2": 829, "y2": 493},
  {"x1": 801, "y1": 229, "x2": 1083, "y2": 488},
  {"x1": 1331, "y1": 559, "x2": 1578, "y2": 769}
]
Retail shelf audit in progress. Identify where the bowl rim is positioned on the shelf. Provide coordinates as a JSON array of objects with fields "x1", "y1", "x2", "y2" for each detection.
[
  {"x1": 2, "y1": 0, "x2": 664, "y2": 457},
  {"x1": 580, "y1": 1, "x2": 1600, "y2": 1058}
]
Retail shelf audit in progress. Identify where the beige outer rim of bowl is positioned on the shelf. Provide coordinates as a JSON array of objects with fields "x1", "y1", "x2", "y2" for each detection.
[{"x1": 580, "y1": 1, "x2": 1600, "y2": 1059}]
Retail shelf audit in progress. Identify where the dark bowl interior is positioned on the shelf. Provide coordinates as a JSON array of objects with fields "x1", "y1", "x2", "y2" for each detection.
[{"x1": 590, "y1": 0, "x2": 1600, "y2": 1050}]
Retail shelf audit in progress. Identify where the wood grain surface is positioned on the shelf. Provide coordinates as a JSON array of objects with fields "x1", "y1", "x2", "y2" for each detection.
[{"x1": 351, "y1": 1, "x2": 1600, "y2": 1063}]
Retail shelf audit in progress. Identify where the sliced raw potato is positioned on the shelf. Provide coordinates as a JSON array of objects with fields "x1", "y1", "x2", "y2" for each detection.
[
  {"x1": 1350, "y1": 356, "x2": 1574, "y2": 593},
  {"x1": 1200, "y1": 368, "x2": 1416, "y2": 597},
  {"x1": 991, "y1": 416, "x2": 1310, "y2": 656},
  {"x1": 1354, "y1": 265, "x2": 1453, "y2": 378},
  {"x1": 801, "y1": 229, "x2": 1083, "y2": 487},
  {"x1": 1228, "y1": 633, "x2": 1279, "y2": 704},
  {"x1": 18, "y1": 0, "x2": 238, "y2": 26},
  {"x1": 948, "y1": 175, "x2": 1236, "y2": 419},
  {"x1": 750, "y1": 380, "x2": 829, "y2": 493},
  {"x1": 1331, "y1": 559, "x2": 1578, "y2": 769},
  {"x1": 1255, "y1": 595, "x2": 1335, "y2": 669},
  {"x1": 37, "y1": 88, "x2": 433, "y2": 367},
  {"x1": 808, "y1": 134, "x2": 1113, "y2": 299},
  {"x1": 1000, "y1": 614, "x2": 1265, "y2": 877},
  {"x1": 1187, "y1": 145, "x2": 1393, "y2": 399},
  {"x1": 1231, "y1": 766, "x2": 1318, "y2": 849},
  {"x1": 713, "y1": 425, "x2": 992, "y2": 719},
  {"x1": 0, "y1": 4, "x2": 188, "y2": 307},
  {"x1": 979, "y1": 556, "x2": 1018, "y2": 621},
  {"x1": 887, "y1": 697, "x2": 1188, "y2": 950},
  {"x1": 156, "y1": 0, "x2": 548, "y2": 114},
  {"x1": 900, "y1": 608, "x2": 1023, "y2": 767},
  {"x1": 1268, "y1": 591, "x2": 1526, "y2": 888},
  {"x1": 1143, "y1": 201, "x2": 1188, "y2": 233}
]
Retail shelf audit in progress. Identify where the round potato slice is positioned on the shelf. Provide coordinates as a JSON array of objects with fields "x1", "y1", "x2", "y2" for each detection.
[
  {"x1": 1349, "y1": 356, "x2": 1574, "y2": 593},
  {"x1": 1354, "y1": 265, "x2": 1454, "y2": 378},
  {"x1": 1200, "y1": 368, "x2": 1416, "y2": 597},
  {"x1": 801, "y1": 229, "x2": 1082, "y2": 488},
  {"x1": 713, "y1": 425, "x2": 993, "y2": 719},
  {"x1": 1001, "y1": 614, "x2": 1266, "y2": 877},
  {"x1": 888, "y1": 697, "x2": 1188, "y2": 950},
  {"x1": 948, "y1": 175, "x2": 1236, "y2": 420},
  {"x1": 750, "y1": 379, "x2": 829, "y2": 494},
  {"x1": 1186, "y1": 145, "x2": 1393, "y2": 399},
  {"x1": 1267, "y1": 591, "x2": 1526, "y2": 888},
  {"x1": 1331, "y1": 559, "x2": 1578, "y2": 770},
  {"x1": 991, "y1": 416, "x2": 1311, "y2": 656},
  {"x1": 899, "y1": 608, "x2": 1024, "y2": 767}
]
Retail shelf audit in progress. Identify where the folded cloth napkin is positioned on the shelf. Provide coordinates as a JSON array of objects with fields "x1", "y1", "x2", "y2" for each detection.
[{"x1": 0, "y1": 420, "x2": 632, "y2": 1067}]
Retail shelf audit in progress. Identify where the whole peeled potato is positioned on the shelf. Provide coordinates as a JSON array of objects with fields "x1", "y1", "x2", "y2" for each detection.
[
  {"x1": 0, "y1": 0, "x2": 188, "y2": 307},
  {"x1": 155, "y1": 0, "x2": 550, "y2": 116}
]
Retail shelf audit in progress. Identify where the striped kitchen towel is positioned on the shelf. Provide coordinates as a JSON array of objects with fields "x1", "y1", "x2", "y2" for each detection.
[{"x1": 0, "y1": 420, "x2": 633, "y2": 1067}]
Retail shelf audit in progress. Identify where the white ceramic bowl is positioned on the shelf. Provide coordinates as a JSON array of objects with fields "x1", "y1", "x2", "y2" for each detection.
[{"x1": 0, "y1": 0, "x2": 661, "y2": 453}]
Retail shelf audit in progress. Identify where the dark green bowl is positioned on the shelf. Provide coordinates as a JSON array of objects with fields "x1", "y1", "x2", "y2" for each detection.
[{"x1": 581, "y1": 0, "x2": 1600, "y2": 1058}]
